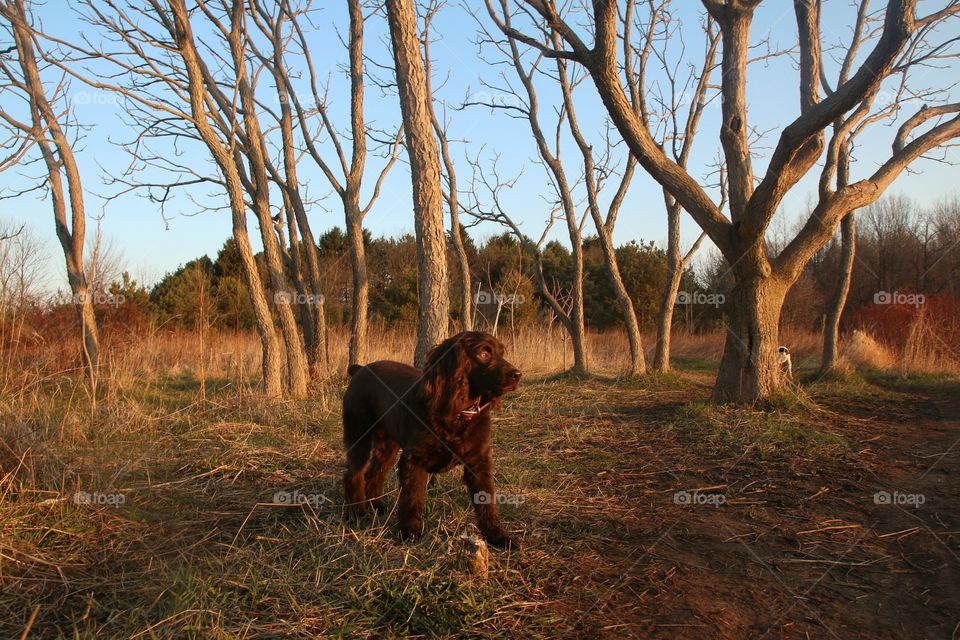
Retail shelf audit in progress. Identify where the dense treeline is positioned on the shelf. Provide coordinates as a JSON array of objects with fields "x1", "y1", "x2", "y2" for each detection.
[{"x1": 86, "y1": 229, "x2": 699, "y2": 335}]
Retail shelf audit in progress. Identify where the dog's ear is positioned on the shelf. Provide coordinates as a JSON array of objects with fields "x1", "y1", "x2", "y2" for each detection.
[{"x1": 419, "y1": 334, "x2": 471, "y2": 422}]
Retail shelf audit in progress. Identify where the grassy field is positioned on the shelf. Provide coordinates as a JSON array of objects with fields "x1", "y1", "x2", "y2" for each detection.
[{"x1": 1, "y1": 330, "x2": 959, "y2": 638}]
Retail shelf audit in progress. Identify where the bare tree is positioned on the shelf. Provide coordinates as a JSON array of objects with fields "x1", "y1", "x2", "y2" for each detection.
[
  {"x1": 469, "y1": 9, "x2": 591, "y2": 374},
  {"x1": 46, "y1": 0, "x2": 320, "y2": 397},
  {"x1": 465, "y1": 151, "x2": 590, "y2": 375},
  {"x1": 641, "y1": 3, "x2": 718, "y2": 372},
  {"x1": 0, "y1": 0, "x2": 100, "y2": 386},
  {"x1": 166, "y1": 0, "x2": 296, "y2": 397},
  {"x1": 46, "y1": 0, "x2": 358, "y2": 396},
  {"x1": 493, "y1": 0, "x2": 960, "y2": 402},
  {"x1": 247, "y1": 0, "x2": 332, "y2": 378},
  {"x1": 816, "y1": 0, "x2": 951, "y2": 372},
  {"x1": 223, "y1": 0, "x2": 310, "y2": 397},
  {"x1": 255, "y1": 0, "x2": 401, "y2": 367},
  {"x1": 385, "y1": 0, "x2": 450, "y2": 367},
  {"x1": 422, "y1": 0, "x2": 473, "y2": 331},
  {"x1": 556, "y1": 59, "x2": 645, "y2": 375}
]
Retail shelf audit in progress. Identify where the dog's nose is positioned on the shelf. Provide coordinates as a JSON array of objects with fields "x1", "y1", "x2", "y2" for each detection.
[{"x1": 509, "y1": 369, "x2": 522, "y2": 380}]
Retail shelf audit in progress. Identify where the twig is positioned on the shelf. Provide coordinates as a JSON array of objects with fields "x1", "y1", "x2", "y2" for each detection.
[
  {"x1": 797, "y1": 524, "x2": 861, "y2": 535},
  {"x1": 878, "y1": 527, "x2": 920, "y2": 539},
  {"x1": 19, "y1": 604, "x2": 40, "y2": 640},
  {"x1": 780, "y1": 559, "x2": 875, "y2": 566},
  {"x1": 801, "y1": 487, "x2": 831, "y2": 502}
]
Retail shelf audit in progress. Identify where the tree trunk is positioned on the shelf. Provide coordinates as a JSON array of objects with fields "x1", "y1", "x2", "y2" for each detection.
[
  {"x1": 8, "y1": 10, "x2": 101, "y2": 386},
  {"x1": 386, "y1": 0, "x2": 449, "y2": 368},
  {"x1": 280, "y1": 196, "x2": 325, "y2": 380},
  {"x1": 42, "y1": 139, "x2": 101, "y2": 385},
  {"x1": 654, "y1": 202, "x2": 683, "y2": 372},
  {"x1": 345, "y1": 204, "x2": 369, "y2": 366},
  {"x1": 295, "y1": 215, "x2": 329, "y2": 379},
  {"x1": 233, "y1": 225, "x2": 284, "y2": 398},
  {"x1": 654, "y1": 273, "x2": 683, "y2": 372},
  {"x1": 594, "y1": 227, "x2": 642, "y2": 375},
  {"x1": 713, "y1": 273, "x2": 787, "y2": 403},
  {"x1": 259, "y1": 224, "x2": 309, "y2": 398},
  {"x1": 567, "y1": 237, "x2": 588, "y2": 376},
  {"x1": 568, "y1": 310, "x2": 589, "y2": 376},
  {"x1": 281, "y1": 198, "x2": 314, "y2": 344},
  {"x1": 274, "y1": 72, "x2": 327, "y2": 379},
  {"x1": 430, "y1": 82, "x2": 471, "y2": 331},
  {"x1": 167, "y1": 0, "x2": 284, "y2": 397},
  {"x1": 438, "y1": 135, "x2": 471, "y2": 331},
  {"x1": 821, "y1": 211, "x2": 856, "y2": 372},
  {"x1": 450, "y1": 211, "x2": 473, "y2": 331},
  {"x1": 75, "y1": 287, "x2": 100, "y2": 383},
  {"x1": 228, "y1": 2, "x2": 309, "y2": 398},
  {"x1": 526, "y1": 251, "x2": 589, "y2": 376}
]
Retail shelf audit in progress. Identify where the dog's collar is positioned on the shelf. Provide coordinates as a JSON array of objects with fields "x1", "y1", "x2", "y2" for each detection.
[{"x1": 458, "y1": 397, "x2": 492, "y2": 422}]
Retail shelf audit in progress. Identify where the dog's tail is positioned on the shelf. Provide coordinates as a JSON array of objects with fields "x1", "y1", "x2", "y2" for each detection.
[{"x1": 347, "y1": 364, "x2": 363, "y2": 377}]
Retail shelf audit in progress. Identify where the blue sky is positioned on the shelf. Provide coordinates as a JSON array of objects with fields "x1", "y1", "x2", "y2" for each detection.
[{"x1": 2, "y1": 0, "x2": 958, "y2": 291}]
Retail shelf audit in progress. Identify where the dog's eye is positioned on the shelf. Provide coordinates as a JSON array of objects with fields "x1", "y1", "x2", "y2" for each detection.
[{"x1": 475, "y1": 349, "x2": 490, "y2": 362}]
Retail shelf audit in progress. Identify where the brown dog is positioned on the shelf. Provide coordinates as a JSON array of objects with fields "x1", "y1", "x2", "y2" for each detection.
[{"x1": 341, "y1": 331, "x2": 522, "y2": 548}]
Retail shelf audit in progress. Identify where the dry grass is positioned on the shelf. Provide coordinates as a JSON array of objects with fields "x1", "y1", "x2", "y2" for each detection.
[
  {"x1": 2, "y1": 354, "x2": 959, "y2": 637},
  {"x1": 5, "y1": 321, "x2": 957, "y2": 418},
  {"x1": 900, "y1": 310, "x2": 960, "y2": 374},
  {"x1": 1, "y1": 325, "x2": 959, "y2": 637},
  {"x1": 841, "y1": 329, "x2": 897, "y2": 371}
]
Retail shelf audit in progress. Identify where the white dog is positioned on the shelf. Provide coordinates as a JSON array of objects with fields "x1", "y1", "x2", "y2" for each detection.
[{"x1": 778, "y1": 346, "x2": 792, "y2": 377}]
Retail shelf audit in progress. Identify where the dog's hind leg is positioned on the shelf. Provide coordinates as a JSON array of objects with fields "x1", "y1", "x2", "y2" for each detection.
[
  {"x1": 363, "y1": 433, "x2": 399, "y2": 513},
  {"x1": 342, "y1": 407, "x2": 373, "y2": 513}
]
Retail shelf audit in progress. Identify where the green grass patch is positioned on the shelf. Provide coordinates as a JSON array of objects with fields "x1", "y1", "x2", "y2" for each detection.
[{"x1": 677, "y1": 401, "x2": 848, "y2": 457}]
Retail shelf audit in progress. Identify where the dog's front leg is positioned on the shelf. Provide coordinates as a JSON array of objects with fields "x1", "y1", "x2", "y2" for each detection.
[
  {"x1": 463, "y1": 452, "x2": 517, "y2": 549},
  {"x1": 397, "y1": 453, "x2": 429, "y2": 540}
]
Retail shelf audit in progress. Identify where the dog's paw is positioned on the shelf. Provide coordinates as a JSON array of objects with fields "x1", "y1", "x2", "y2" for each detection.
[
  {"x1": 344, "y1": 503, "x2": 367, "y2": 521},
  {"x1": 398, "y1": 523, "x2": 423, "y2": 542},
  {"x1": 484, "y1": 531, "x2": 519, "y2": 550}
]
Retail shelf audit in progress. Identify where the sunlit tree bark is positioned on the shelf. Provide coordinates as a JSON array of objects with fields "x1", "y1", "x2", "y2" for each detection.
[{"x1": 386, "y1": 0, "x2": 450, "y2": 367}]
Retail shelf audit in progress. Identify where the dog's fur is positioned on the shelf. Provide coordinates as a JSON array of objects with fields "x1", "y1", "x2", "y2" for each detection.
[{"x1": 341, "y1": 331, "x2": 522, "y2": 548}]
